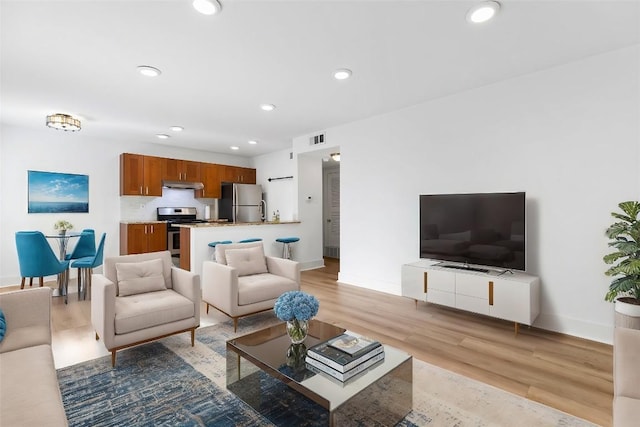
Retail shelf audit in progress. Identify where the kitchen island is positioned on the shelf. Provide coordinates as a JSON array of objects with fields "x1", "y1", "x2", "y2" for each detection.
[{"x1": 177, "y1": 221, "x2": 304, "y2": 278}]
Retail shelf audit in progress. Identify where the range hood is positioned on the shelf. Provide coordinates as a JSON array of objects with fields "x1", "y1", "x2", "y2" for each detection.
[{"x1": 162, "y1": 180, "x2": 204, "y2": 190}]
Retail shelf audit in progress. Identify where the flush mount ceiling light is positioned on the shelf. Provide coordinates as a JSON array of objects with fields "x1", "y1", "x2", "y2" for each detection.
[
  {"x1": 170, "y1": 126, "x2": 184, "y2": 132},
  {"x1": 248, "y1": 140, "x2": 258, "y2": 145},
  {"x1": 46, "y1": 113, "x2": 81, "y2": 132},
  {"x1": 137, "y1": 65, "x2": 162, "y2": 77},
  {"x1": 156, "y1": 134, "x2": 170, "y2": 139},
  {"x1": 260, "y1": 103, "x2": 276, "y2": 111},
  {"x1": 330, "y1": 152, "x2": 340, "y2": 162},
  {"x1": 334, "y1": 68, "x2": 352, "y2": 80},
  {"x1": 230, "y1": 146, "x2": 240, "y2": 150},
  {"x1": 193, "y1": 0, "x2": 221, "y2": 15},
  {"x1": 466, "y1": 1, "x2": 500, "y2": 24}
]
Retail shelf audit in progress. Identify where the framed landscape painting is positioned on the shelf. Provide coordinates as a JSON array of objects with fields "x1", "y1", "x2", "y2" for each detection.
[{"x1": 28, "y1": 170, "x2": 89, "y2": 213}]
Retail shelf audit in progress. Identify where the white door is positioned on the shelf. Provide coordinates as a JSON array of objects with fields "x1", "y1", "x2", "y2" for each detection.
[{"x1": 323, "y1": 168, "x2": 340, "y2": 258}]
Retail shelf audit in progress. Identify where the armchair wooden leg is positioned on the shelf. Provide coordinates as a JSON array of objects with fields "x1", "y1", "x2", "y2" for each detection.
[
  {"x1": 39, "y1": 277, "x2": 43, "y2": 287},
  {"x1": 30, "y1": 277, "x2": 34, "y2": 287},
  {"x1": 111, "y1": 351, "x2": 116, "y2": 367},
  {"x1": 233, "y1": 318, "x2": 238, "y2": 332},
  {"x1": 20, "y1": 277, "x2": 25, "y2": 289},
  {"x1": 206, "y1": 303, "x2": 209, "y2": 314},
  {"x1": 191, "y1": 329, "x2": 195, "y2": 346},
  {"x1": 95, "y1": 332, "x2": 99, "y2": 340}
]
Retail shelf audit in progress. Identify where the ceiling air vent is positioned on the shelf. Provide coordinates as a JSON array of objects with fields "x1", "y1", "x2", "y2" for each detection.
[{"x1": 310, "y1": 133, "x2": 326, "y2": 146}]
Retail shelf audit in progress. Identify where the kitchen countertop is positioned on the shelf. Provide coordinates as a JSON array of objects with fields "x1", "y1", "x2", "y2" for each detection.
[
  {"x1": 175, "y1": 221, "x2": 301, "y2": 228},
  {"x1": 120, "y1": 220, "x2": 168, "y2": 224}
]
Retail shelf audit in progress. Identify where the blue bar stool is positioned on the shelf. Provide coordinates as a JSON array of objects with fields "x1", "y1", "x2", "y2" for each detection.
[
  {"x1": 275, "y1": 237, "x2": 300, "y2": 259},
  {"x1": 208, "y1": 241, "x2": 232, "y2": 260},
  {"x1": 238, "y1": 238, "x2": 262, "y2": 243}
]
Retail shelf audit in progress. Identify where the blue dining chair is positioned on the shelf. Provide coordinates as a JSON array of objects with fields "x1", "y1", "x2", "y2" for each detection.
[
  {"x1": 15, "y1": 231, "x2": 70, "y2": 300},
  {"x1": 65, "y1": 229, "x2": 96, "y2": 260},
  {"x1": 70, "y1": 233, "x2": 106, "y2": 300}
]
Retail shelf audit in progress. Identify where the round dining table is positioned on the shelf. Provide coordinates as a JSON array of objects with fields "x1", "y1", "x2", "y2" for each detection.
[{"x1": 45, "y1": 231, "x2": 84, "y2": 299}]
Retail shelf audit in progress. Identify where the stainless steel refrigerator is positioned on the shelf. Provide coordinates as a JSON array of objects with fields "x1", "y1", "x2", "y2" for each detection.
[{"x1": 219, "y1": 183, "x2": 266, "y2": 223}]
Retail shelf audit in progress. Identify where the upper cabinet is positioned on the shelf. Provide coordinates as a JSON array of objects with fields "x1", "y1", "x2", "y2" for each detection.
[
  {"x1": 196, "y1": 163, "x2": 222, "y2": 199},
  {"x1": 120, "y1": 153, "x2": 163, "y2": 196},
  {"x1": 163, "y1": 159, "x2": 201, "y2": 183},
  {"x1": 221, "y1": 166, "x2": 256, "y2": 184},
  {"x1": 120, "y1": 153, "x2": 255, "y2": 198}
]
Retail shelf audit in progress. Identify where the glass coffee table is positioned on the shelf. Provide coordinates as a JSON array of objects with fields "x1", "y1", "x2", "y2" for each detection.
[{"x1": 226, "y1": 319, "x2": 413, "y2": 426}]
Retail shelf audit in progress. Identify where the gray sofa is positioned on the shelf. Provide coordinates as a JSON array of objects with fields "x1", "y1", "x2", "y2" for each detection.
[
  {"x1": 0, "y1": 287, "x2": 68, "y2": 426},
  {"x1": 614, "y1": 327, "x2": 640, "y2": 427}
]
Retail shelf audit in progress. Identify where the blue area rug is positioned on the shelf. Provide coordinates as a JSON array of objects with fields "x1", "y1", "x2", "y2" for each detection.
[
  {"x1": 57, "y1": 342, "x2": 271, "y2": 427},
  {"x1": 57, "y1": 313, "x2": 595, "y2": 427},
  {"x1": 57, "y1": 313, "x2": 416, "y2": 427}
]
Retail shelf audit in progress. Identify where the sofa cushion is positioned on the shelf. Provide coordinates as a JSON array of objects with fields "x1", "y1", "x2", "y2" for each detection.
[
  {"x1": 104, "y1": 251, "x2": 173, "y2": 290},
  {"x1": 116, "y1": 258, "x2": 167, "y2": 297},
  {"x1": 215, "y1": 241, "x2": 263, "y2": 265},
  {"x1": 115, "y1": 289, "x2": 195, "y2": 335},
  {"x1": 238, "y1": 273, "x2": 298, "y2": 306},
  {"x1": 225, "y1": 246, "x2": 268, "y2": 277},
  {"x1": 0, "y1": 344, "x2": 67, "y2": 426}
]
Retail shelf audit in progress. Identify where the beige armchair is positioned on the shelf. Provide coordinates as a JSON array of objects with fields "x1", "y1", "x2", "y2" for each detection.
[
  {"x1": 614, "y1": 327, "x2": 640, "y2": 427},
  {"x1": 91, "y1": 250, "x2": 200, "y2": 366},
  {"x1": 202, "y1": 241, "x2": 300, "y2": 331}
]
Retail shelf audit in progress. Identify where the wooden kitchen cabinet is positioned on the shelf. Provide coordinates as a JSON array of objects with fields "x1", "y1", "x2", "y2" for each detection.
[
  {"x1": 221, "y1": 165, "x2": 256, "y2": 184},
  {"x1": 163, "y1": 158, "x2": 201, "y2": 183},
  {"x1": 196, "y1": 163, "x2": 222, "y2": 198},
  {"x1": 120, "y1": 153, "x2": 163, "y2": 196},
  {"x1": 120, "y1": 223, "x2": 167, "y2": 255}
]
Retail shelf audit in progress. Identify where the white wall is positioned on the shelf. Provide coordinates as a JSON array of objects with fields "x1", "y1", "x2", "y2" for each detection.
[
  {"x1": 0, "y1": 125, "x2": 252, "y2": 285},
  {"x1": 253, "y1": 148, "x2": 296, "y2": 222},
  {"x1": 294, "y1": 45, "x2": 640, "y2": 344}
]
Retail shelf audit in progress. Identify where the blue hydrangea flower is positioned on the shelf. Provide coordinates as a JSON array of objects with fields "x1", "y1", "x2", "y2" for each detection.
[{"x1": 274, "y1": 291, "x2": 319, "y2": 321}]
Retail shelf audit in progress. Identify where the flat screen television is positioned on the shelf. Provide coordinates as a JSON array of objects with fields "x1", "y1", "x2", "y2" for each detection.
[{"x1": 420, "y1": 192, "x2": 526, "y2": 272}]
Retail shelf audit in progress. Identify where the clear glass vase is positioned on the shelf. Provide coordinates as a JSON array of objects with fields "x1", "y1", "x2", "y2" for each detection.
[{"x1": 286, "y1": 319, "x2": 309, "y2": 344}]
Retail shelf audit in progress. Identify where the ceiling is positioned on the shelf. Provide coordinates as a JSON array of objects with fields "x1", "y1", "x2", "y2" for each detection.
[{"x1": 1, "y1": 0, "x2": 638, "y2": 157}]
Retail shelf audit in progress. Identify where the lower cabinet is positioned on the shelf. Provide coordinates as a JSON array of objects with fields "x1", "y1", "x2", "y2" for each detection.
[
  {"x1": 401, "y1": 262, "x2": 540, "y2": 327},
  {"x1": 120, "y1": 223, "x2": 167, "y2": 255}
]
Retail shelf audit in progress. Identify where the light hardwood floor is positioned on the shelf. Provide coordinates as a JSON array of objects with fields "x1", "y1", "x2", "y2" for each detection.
[{"x1": 5, "y1": 258, "x2": 612, "y2": 426}]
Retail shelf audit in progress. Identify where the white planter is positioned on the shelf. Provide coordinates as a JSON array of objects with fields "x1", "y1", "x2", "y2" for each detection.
[{"x1": 615, "y1": 298, "x2": 640, "y2": 329}]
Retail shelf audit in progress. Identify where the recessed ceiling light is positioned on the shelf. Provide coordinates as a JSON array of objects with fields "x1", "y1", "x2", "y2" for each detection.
[
  {"x1": 330, "y1": 153, "x2": 341, "y2": 162},
  {"x1": 170, "y1": 126, "x2": 184, "y2": 132},
  {"x1": 193, "y1": 0, "x2": 222, "y2": 15},
  {"x1": 466, "y1": 1, "x2": 500, "y2": 24},
  {"x1": 137, "y1": 65, "x2": 162, "y2": 77},
  {"x1": 230, "y1": 146, "x2": 240, "y2": 150},
  {"x1": 156, "y1": 134, "x2": 170, "y2": 139},
  {"x1": 248, "y1": 140, "x2": 258, "y2": 145},
  {"x1": 334, "y1": 68, "x2": 352, "y2": 80},
  {"x1": 260, "y1": 104, "x2": 276, "y2": 111}
]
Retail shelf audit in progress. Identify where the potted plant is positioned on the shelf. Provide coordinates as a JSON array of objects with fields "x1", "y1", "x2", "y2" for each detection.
[
  {"x1": 603, "y1": 200, "x2": 640, "y2": 329},
  {"x1": 53, "y1": 220, "x2": 74, "y2": 236}
]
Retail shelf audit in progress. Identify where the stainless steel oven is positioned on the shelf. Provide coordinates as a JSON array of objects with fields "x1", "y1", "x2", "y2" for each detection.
[{"x1": 157, "y1": 207, "x2": 206, "y2": 261}]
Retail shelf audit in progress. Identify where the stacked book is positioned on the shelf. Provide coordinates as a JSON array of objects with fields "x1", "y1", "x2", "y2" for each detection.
[{"x1": 305, "y1": 333, "x2": 384, "y2": 383}]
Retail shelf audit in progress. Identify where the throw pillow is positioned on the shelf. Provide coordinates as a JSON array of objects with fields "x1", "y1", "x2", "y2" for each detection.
[
  {"x1": 225, "y1": 246, "x2": 268, "y2": 276},
  {"x1": 0, "y1": 308, "x2": 5, "y2": 342},
  {"x1": 116, "y1": 258, "x2": 167, "y2": 297}
]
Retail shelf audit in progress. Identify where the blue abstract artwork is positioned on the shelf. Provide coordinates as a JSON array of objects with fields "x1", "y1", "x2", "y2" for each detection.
[{"x1": 28, "y1": 170, "x2": 89, "y2": 213}]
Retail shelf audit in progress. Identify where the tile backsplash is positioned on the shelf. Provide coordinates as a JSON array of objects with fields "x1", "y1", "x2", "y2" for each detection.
[{"x1": 120, "y1": 188, "x2": 218, "y2": 221}]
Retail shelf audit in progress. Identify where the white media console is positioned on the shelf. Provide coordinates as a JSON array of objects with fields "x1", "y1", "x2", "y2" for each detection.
[{"x1": 401, "y1": 261, "x2": 540, "y2": 333}]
